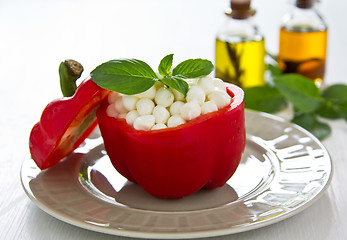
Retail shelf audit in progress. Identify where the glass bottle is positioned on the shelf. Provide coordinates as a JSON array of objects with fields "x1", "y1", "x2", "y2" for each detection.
[
  {"x1": 278, "y1": 0, "x2": 327, "y2": 86},
  {"x1": 215, "y1": 0, "x2": 265, "y2": 88}
]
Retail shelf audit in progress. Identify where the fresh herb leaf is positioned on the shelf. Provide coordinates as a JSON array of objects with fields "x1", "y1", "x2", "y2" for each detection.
[
  {"x1": 90, "y1": 59, "x2": 157, "y2": 95},
  {"x1": 158, "y1": 54, "x2": 173, "y2": 77},
  {"x1": 321, "y1": 84, "x2": 347, "y2": 104},
  {"x1": 336, "y1": 100, "x2": 347, "y2": 121},
  {"x1": 160, "y1": 76, "x2": 189, "y2": 96},
  {"x1": 172, "y1": 59, "x2": 214, "y2": 79},
  {"x1": 244, "y1": 85, "x2": 286, "y2": 113},
  {"x1": 267, "y1": 64, "x2": 282, "y2": 77},
  {"x1": 316, "y1": 101, "x2": 341, "y2": 119},
  {"x1": 274, "y1": 74, "x2": 322, "y2": 114},
  {"x1": 292, "y1": 112, "x2": 331, "y2": 140}
]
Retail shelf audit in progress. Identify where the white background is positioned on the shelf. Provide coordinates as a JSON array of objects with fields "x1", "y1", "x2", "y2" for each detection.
[{"x1": 0, "y1": 0, "x2": 346, "y2": 239}]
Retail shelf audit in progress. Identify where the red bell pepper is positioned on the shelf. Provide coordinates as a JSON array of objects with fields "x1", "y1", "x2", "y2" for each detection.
[
  {"x1": 29, "y1": 78, "x2": 109, "y2": 170},
  {"x1": 96, "y1": 83, "x2": 245, "y2": 198}
]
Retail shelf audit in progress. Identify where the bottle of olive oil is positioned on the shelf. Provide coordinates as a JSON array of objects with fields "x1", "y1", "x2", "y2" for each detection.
[
  {"x1": 215, "y1": 0, "x2": 265, "y2": 88},
  {"x1": 279, "y1": 0, "x2": 327, "y2": 86}
]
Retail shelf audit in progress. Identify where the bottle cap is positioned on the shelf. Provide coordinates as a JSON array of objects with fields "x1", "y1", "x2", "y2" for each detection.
[
  {"x1": 296, "y1": 0, "x2": 314, "y2": 9},
  {"x1": 228, "y1": 0, "x2": 254, "y2": 19}
]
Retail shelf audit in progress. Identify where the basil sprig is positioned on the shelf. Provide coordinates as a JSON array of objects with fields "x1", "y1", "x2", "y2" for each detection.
[
  {"x1": 90, "y1": 54, "x2": 214, "y2": 96},
  {"x1": 244, "y1": 63, "x2": 347, "y2": 140}
]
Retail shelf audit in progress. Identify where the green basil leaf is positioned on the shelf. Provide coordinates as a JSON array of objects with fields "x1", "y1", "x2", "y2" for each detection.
[
  {"x1": 274, "y1": 74, "x2": 323, "y2": 114},
  {"x1": 90, "y1": 59, "x2": 157, "y2": 95},
  {"x1": 172, "y1": 59, "x2": 214, "y2": 79},
  {"x1": 316, "y1": 101, "x2": 341, "y2": 119},
  {"x1": 292, "y1": 111, "x2": 331, "y2": 140},
  {"x1": 266, "y1": 64, "x2": 282, "y2": 77},
  {"x1": 322, "y1": 84, "x2": 347, "y2": 104},
  {"x1": 336, "y1": 100, "x2": 347, "y2": 121},
  {"x1": 160, "y1": 76, "x2": 189, "y2": 96},
  {"x1": 158, "y1": 54, "x2": 173, "y2": 77},
  {"x1": 244, "y1": 85, "x2": 287, "y2": 113}
]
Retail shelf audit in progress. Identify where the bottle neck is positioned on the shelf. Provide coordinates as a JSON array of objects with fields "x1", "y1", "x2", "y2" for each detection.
[
  {"x1": 281, "y1": 2, "x2": 326, "y2": 32},
  {"x1": 217, "y1": 15, "x2": 262, "y2": 42}
]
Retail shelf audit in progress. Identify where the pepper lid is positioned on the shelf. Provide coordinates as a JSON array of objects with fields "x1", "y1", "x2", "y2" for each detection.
[
  {"x1": 227, "y1": 0, "x2": 255, "y2": 19},
  {"x1": 296, "y1": 0, "x2": 314, "y2": 9}
]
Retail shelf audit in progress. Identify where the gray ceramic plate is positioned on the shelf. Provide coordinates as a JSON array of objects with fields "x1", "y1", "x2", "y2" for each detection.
[{"x1": 21, "y1": 110, "x2": 332, "y2": 239}]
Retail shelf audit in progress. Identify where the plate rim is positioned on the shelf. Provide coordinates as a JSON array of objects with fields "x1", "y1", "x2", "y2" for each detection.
[{"x1": 21, "y1": 110, "x2": 333, "y2": 239}]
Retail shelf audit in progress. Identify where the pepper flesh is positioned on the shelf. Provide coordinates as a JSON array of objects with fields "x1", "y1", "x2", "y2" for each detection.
[
  {"x1": 29, "y1": 78, "x2": 109, "y2": 170},
  {"x1": 97, "y1": 83, "x2": 245, "y2": 198}
]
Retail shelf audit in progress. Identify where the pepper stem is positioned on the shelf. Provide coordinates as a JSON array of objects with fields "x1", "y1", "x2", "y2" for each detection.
[{"x1": 59, "y1": 59, "x2": 84, "y2": 97}]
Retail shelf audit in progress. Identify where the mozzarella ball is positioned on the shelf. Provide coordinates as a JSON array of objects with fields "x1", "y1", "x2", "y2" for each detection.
[
  {"x1": 136, "y1": 85, "x2": 156, "y2": 99},
  {"x1": 171, "y1": 88, "x2": 185, "y2": 101},
  {"x1": 180, "y1": 101, "x2": 201, "y2": 121},
  {"x1": 208, "y1": 90, "x2": 232, "y2": 109},
  {"x1": 122, "y1": 95, "x2": 139, "y2": 111},
  {"x1": 167, "y1": 115, "x2": 186, "y2": 128},
  {"x1": 126, "y1": 110, "x2": 139, "y2": 125},
  {"x1": 169, "y1": 101, "x2": 184, "y2": 115},
  {"x1": 154, "y1": 81, "x2": 165, "y2": 89},
  {"x1": 118, "y1": 113, "x2": 127, "y2": 119},
  {"x1": 186, "y1": 78, "x2": 198, "y2": 86},
  {"x1": 114, "y1": 97, "x2": 127, "y2": 113},
  {"x1": 155, "y1": 87, "x2": 174, "y2": 107},
  {"x1": 213, "y1": 78, "x2": 226, "y2": 91},
  {"x1": 153, "y1": 105, "x2": 170, "y2": 124},
  {"x1": 108, "y1": 91, "x2": 120, "y2": 104},
  {"x1": 201, "y1": 101, "x2": 218, "y2": 114},
  {"x1": 186, "y1": 86, "x2": 205, "y2": 105},
  {"x1": 197, "y1": 75, "x2": 215, "y2": 95},
  {"x1": 106, "y1": 104, "x2": 118, "y2": 118},
  {"x1": 133, "y1": 115, "x2": 155, "y2": 131},
  {"x1": 152, "y1": 123, "x2": 168, "y2": 130},
  {"x1": 136, "y1": 98, "x2": 155, "y2": 115}
]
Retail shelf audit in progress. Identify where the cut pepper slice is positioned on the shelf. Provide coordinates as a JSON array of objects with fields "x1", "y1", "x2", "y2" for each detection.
[
  {"x1": 29, "y1": 78, "x2": 109, "y2": 170},
  {"x1": 96, "y1": 83, "x2": 245, "y2": 198}
]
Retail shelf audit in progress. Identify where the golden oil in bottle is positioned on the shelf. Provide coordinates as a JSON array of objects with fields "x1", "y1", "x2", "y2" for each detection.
[
  {"x1": 215, "y1": 37, "x2": 265, "y2": 88},
  {"x1": 278, "y1": 0, "x2": 328, "y2": 86},
  {"x1": 215, "y1": 0, "x2": 265, "y2": 89},
  {"x1": 279, "y1": 27, "x2": 327, "y2": 84}
]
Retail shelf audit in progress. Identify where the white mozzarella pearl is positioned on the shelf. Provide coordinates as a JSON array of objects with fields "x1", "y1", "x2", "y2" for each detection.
[
  {"x1": 126, "y1": 110, "x2": 139, "y2": 125},
  {"x1": 155, "y1": 87, "x2": 174, "y2": 107},
  {"x1": 207, "y1": 90, "x2": 232, "y2": 109},
  {"x1": 118, "y1": 113, "x2": 127, "y2": 119},
  {"x1": 186, "y1": 78, "x2": 198, "y2": 86},
  {"x1": 167, "y1": 115, "x2": 186, "y2": 128},
  {"x1": 153, "y1": 105, "x2": 170, "y2": 124},
  {"x1": 135, "y1": 85, "x2": 156, "y2": 99},
  {"x1": 169, "y1": 101, "x2": 184, "y2": 115},
  {"x1": 122, "y1": 95, "x2": 139, "y2": 111},
  {"x1": 136, "y1": 98, "x2": 155, "y2": 115},
  {"x1": 186, "y1": 86, "x2": 205, "y2": 105},
  {"x1": 171, "y1": 88, "x2": 185, "y2": 101},
  {"x1": 180, "y1": 101, "x2": 201, "y2": 121},
  {"x1": 213, "y1": 78, "x2": 226, "y2": 91},
  {"x1": 154, "y1": 81, "x2": 165, "y2": 89},
  {"x1": 201, "y1": 101, "x2": 218, "y2": 114},
  {"x1": 151, "y1": 123, "x2": 168, "y2": 130},
  {"x1": 114, "y1": 97, "x2": 127, "y2": 113},
  {"x1": 197, "y1": 75, "x2": 215, "y2": 95},
  {"x1": 108, "y1": 91, "x2": 120, "y2": 104},
  {"x1": 133, "y1": 115, "x2": 155, "y2": 131},
  {"x1": 106, "y1": 104, "x2": 118, "y2": 118}
]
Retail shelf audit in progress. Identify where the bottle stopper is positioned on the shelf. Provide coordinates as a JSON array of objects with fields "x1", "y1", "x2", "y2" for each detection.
[{"x1": 228, "y1": 0, "x2": 254, "y2": 19}]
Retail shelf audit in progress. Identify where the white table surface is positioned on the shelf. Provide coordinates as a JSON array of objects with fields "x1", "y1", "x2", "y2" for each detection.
[{"x1": 1, "y1": 0, "x2": 346, "y2": 239}]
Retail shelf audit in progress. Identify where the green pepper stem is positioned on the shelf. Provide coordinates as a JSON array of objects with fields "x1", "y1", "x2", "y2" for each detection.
[{"x1": 59, "y1": 59, "x2": 84, "y2": 97}]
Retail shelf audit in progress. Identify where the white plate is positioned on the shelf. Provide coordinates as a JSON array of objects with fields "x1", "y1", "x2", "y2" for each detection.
[{"x1": 21, "y1": 110, "x2": 332, "y2": 239}]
